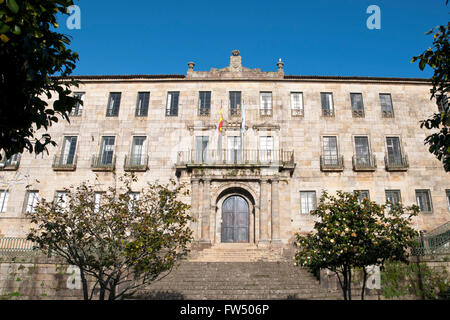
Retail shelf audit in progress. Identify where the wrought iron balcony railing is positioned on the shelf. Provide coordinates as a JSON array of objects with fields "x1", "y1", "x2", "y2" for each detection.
[
  {"x1": 322, "y1": 109, "x2": 335, "y2": 117},
  {"x1": 198, "y1": 107, "x2": 210, "y2": 116},
  {"x1": 382, "y1": 110, "x2": 394, "y2": 118},
  {"x1": 177, "y1": 149, "x2": 294, "y2": 166},
  {"x1": 0, "y1": 154, "x2": 20, "y2": 171},
  {"x1": 320, "y1": 155, "x2": 344, "y2": 171},
  {"x1": 352, "y1": 109, "x2": 365, "y2": 118},
  {"x1": 352, "y1": 154, "x2": 377, "y2": 171},
  {"x1": 291, "y1": 108, "x2": 304, "y2": 117},
  {"x1": 260, "y1": 108, "x2": 272, "y2": 116},
  {"x1": 124, "y1": 155, "x2": 148, "y2": 172},
  {"x1": 52, "y1": 155, "x2": 77, "y2": 171},
  {"x1": 384, "y1": 154, "x2": 408, "y2": 171},
  {"x1": 91, "y1": 154, "x2": 116, "y2": 171}
]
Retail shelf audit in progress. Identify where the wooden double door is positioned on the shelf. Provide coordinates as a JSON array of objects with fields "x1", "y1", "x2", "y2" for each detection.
[{"x1": 221, "y1": 196, "x2": 249, "y2": 243}]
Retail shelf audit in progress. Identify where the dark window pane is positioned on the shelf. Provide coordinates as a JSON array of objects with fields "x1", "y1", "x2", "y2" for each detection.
[
  {"x1": 106, "y1": 93, "x2": 121, "y2": 117},
  {"x1": 229, "y1": 91, "x2": 241, "y2": 115},
  {"x1": 199, "y1": 91, "x2": 211, "y2": 115},
  {"x1": 386, "y1": 137, "x2": 402, "y2": 165},
  {"x1": 350, "y1": 93, "x2": 364, "y2": 117},
  {"x1": 136, "y1": 92, "x2": 150, "y2": 116},
  {"x1": 166, "y1": 91, "x2": 179, "y2": 116}
]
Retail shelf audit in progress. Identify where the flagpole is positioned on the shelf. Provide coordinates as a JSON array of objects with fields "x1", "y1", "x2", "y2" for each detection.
[
  {"x1": 218, "y1": 100, "x2": 223, "y2": 162},
  {"x1": 241, "y1": 99, "x2": 245, "y2": 162}
]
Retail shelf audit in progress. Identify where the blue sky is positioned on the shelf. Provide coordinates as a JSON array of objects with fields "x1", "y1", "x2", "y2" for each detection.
[{"x1": 59, "y1": 0, "x2": 449, "y2": 78}]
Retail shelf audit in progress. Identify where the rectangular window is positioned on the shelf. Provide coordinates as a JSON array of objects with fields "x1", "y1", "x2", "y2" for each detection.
[
  {"x1": 136, "y1": 92, "x2": 150, "y2": 117},
  {"x1": 259, "y1": 136, "x2": 273, "y2": 162},
  {"x1": 199, "y1": 91, "x2": 211, "y2": 116},
  {"x1": 260, "y1": 92, "x2": 272, "y2": 116},
  {"x1": 386, "y1": 137, "x2": 403, "y2": 166},
  {"x1": 350, "y1": 93, "x2": 364, "y2": 117},
  {"x1": 229, "y1": 91, "x2": 241, "y2": 116},
  {"x1": 291, "y1": 92, "x2": 304, "y2": 116},
  {"x1": 55, "y1": 191, "x2": 68, "y2": 209},
  {"x1": 416, "y1": 190, "x2": 433, "y2": 213},
  {"x1": 321, "y1": 93, "x2": 334, "y2": 117},
  {"x1": 1, "y1": 153, "x2": 19, "y2": 167},
  {"x1": 355, "y1": 190, "x2": 370, "y2": 204},
  {"x1": 227, "y1": 136, "x2": 241, "y2": 163},
  {"x1": 128, "y1": 192, "x2": 140, "y2": 212},
  {"x1": 300, "y1": 191, "x2": 317, "y2": 214},
  {"x1": 61, "y1": 136, "x2": 77, "y2": 165},
  {"x1": 24, "y1": 191, "x2": 39, "y2": 213},
  {"x1": 195, "y1": 136, "x2": 209, "y2": 163},
  {"x1": 106, "y1": 92, "x2": 121, "y2": 117},
  {"x1": 437, "y1": 94, "x2": 448, "y2": 113},
  {"x1": 380, "y1": 93, "x2": 394, "y2": 117},
  {"x1": 166, "y1": 91, "x2": 179, "y2": 116},
  {"x1": 322, "y1": 136, "x2": 339, "y2": 165},
  {"x1": 130, "y1": 136, "x2": 146, "y2": 165},
  {"x1": 94, "y1": 192, "x2": 103, "y2": 213},
  {"x1": 446, "y1": 190, "x2": 450, "y2": 211},
  {"x1": 354, "y1": 136, "x2": 371, "y2": 165},
  {"x1": 385, "y1": 190, "x2": 401, "y2": 206},
  {"x1": 100, "y1": 136, "x2": 115, "y2": 165},
  {"x1": 70, "y1": 92, "x2": 85, "y2": 116},
  {"x1": 0, "y1": 190, "x2": 9, "y2": 213}
]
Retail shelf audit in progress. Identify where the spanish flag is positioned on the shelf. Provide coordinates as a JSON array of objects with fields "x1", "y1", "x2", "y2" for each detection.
[{"x1": 218, "y1": 102, "x2": 223, "y2": 133}]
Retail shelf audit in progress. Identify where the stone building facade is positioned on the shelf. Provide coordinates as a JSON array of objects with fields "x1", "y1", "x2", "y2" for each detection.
[{"x1": 0, "y1": 51, "x2": 449, "y2": 254}]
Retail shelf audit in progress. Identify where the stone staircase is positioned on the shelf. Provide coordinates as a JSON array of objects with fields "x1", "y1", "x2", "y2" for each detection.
[
  {"x1": 137, "y1": 244, "x2": 341, "y2": 300},
  {"x1": 187, "y1": 243, "x2": 283, "y2": 262}
]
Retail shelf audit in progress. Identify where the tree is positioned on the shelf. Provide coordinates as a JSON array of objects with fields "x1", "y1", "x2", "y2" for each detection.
[
  {"x1": 294, "y1": 191, "x2": 419, "y2": 300},
  {"x1": 411, "y1": 0, "x2": 449, "y2": 171},
  {"x1": 26, "y1": 174, "x2": 194, "y2": 300},
  {"x1": 0, "y1": 0, "x2": 81, "y2": 161}
]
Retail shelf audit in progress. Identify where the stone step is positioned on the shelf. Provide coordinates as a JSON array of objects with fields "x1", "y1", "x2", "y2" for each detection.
[{"x1": 139, "y1": 261, "x2": 341, "y2": 300}]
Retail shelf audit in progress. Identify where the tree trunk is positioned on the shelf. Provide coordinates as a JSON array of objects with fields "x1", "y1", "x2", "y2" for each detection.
[
  {"x1": 361, "y1": 267, "x2": 367, "y2": 300},
  {"x1": 79, "y1": 268, "x2": 89, "y2": 300},
  {"x1": 342, "y1": 266, "x2": 348, "y2": 300},
  {"x1": 348, "y1": 267, "x2": 352, "y2": 300}
]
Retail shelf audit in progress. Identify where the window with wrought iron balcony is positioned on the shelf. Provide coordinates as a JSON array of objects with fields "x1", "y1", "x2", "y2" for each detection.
[
  {"x1": 0, "y1": 153, "x2": 20, "y2": 171},
  {"x1": 352, "y1": 136, "x2": 376, "y2": 171},
  {"x1": 384, "y1": 137, "x2": 408, "y2": 171},
  {"x1": 321, "y1": 92, "x2": 335, "y2": 117},
  {"x1": 53, "y1": 136, "x2": 78, "y2": 171},
  {"x1": 380, "y1": 93, "x2": 395, "y2": 118},
  {"x1": 229, "y1": 91, "x2": 241, "y2": 117},
  {"x1": 260, "y1": 92, "x2": 272, "y2": 117},
  {"x1": 91, "y1": 136, "x2": 116, "y2": 171},
  {"x1": 320, "y1": 136, "x2": 344, "y2": 171}
]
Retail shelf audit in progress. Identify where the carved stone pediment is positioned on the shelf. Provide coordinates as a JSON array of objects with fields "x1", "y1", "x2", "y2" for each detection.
[{"x1": 186, "y1": 50, "x2": 284, "y2": 80}]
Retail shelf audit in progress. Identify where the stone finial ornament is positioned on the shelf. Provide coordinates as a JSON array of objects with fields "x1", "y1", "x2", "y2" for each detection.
[
  {"x1": 232, "y1": 50, "x2": 240, "y2": 56},
  {"x1": 188, "y1": 62, "x2": 195, "y2": 70},
  {"x1": 277, "y1": 58, "x2": 284, "y2": 71}
]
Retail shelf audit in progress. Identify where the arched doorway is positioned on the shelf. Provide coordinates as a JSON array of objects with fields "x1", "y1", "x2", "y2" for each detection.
[{"x1": 221, "y1": 195, "x2": 249, "y2": 243}]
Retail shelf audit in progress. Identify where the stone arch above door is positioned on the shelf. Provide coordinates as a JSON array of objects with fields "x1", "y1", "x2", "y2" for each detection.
[{"x1": 214, "y1": 184, "x2": 257, "y2": 244}]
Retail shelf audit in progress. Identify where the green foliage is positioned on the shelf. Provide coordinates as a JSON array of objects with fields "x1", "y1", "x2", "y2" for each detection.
[
  {"x1": 294, "y1": 191, "x2": 419, "y2": 300},
  {"x1": 411, "y1": 1, "x2": 449, "y2": 171},
  {"x1": 0, "y1": 0, "x2": 80, "y2": 160},
  {"x1": 26, "y1": 173, "x2": 194, "y2": 300},
  {"x1": 381, "y1": 260, "x2": 450, "y2": 300}
]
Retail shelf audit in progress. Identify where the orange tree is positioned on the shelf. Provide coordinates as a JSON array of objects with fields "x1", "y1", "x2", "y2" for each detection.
[
  {"x1": 294, "y1": 191, "x2": 419, "y2": 300},
  {"x1": 26, "y1": 174, "x2": 193, "y2": 300}
]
